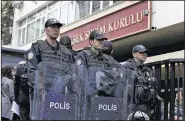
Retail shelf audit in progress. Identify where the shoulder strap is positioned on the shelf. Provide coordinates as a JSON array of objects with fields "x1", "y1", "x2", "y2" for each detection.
[
  {"x1": 34, "y1": 40, "x2": 45, "y2": 54},
  {"x1": 83, "y1": 50, "x2": 92, "y2": 57},
  {"x1": 82, "y1": 50, "x2": 92, "y2": 62},
  {"x1": 58, "y1": 44, "x2": 71, "y2": 55}
]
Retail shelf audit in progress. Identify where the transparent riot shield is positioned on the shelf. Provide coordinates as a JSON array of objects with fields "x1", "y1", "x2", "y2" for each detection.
[
  {"x1": 77, "y1": 63, "x2": 125, "y2": 120},
  {"x1": 121, "y1": 67, "x2": 150, "y2": 120},
  {"x1": 30, "y1": 60, "x2": 78, "y2": 120}
]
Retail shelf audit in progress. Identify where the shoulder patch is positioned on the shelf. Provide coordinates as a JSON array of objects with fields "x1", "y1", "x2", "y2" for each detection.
[
  {"x1": 76, "y1": 59, "x2": 82, "y2": 65},
  {"x1": 28, "y1": 51, "x2": 34, "y2": 60}
]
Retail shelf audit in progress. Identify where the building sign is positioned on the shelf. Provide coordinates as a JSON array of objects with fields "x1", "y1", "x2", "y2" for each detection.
[{"x1": 60, "y1": 1, "x2": 151, "y2": 50}]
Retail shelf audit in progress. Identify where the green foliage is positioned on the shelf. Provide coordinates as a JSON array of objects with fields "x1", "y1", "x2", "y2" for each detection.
[{"x1": 2, "y1": 1, "x2": 14, "y2": 45}]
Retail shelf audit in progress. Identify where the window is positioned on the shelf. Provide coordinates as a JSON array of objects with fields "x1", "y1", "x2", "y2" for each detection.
[
  {"x1": 18, "y1": 1, "x2": 120, "y2": 46},
  {"x1": 113, "y1": 1, "x2": 121, "y2": 4},
  {"x1": 75, "y1": 1, "x2": 90, "y2": 20},
  {"x1": 60, "y1": 4, "x2": 68, "y2": 24},
  {"x1": 19, "y1": 19, "x2": 26, "y2": 27},
  {"x1": 103, "y1": 1, "x2": 109, "y2": 9},
  {"x1": 18, "y1": 29, "x2": 22, "y2": 45},
  {"x1": 22, "y1": 28, "x2": 26, "y2": 44},
  {"x1": 59, "y1": 2, "x2": 74, "y2": 25},
  {"x1": 74, "y1": 1, "x2": 115, "y2": 21},
  {"x1": 41, "y1": 16, "x2": 46, "y2": 36},
  {"x1": 92, "y1": 1, "x2": 100, "y2": 13},
  {"x1": 26, "y1": 21, "x2": 35, "y2": 42},
  {"x1": 48, "y1": 1, "x2": 60, "y2": 11},
  {"x1": 36, "y1": 7, "x2": 47, "y2": 17},
  {"x1": 18, "y1": 27, "x2": 26, "y2": 46},
  {"x1": 27, "y1": 13, "x2": 36, "y2": 23},
  {"x1": 36, "y1": 19, "x2": 41, "y2": 37},
  {"x1": 48, "y1": 8, "x2": 59, "y2": 21},
  {"x1": 67, "y1": 2, "x2": 74, "y2": 24}
]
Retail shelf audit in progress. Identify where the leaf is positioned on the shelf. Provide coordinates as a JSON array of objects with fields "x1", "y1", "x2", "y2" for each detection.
[{"x1": 2, "y1": 1, "x2": 14, "y2": 45}]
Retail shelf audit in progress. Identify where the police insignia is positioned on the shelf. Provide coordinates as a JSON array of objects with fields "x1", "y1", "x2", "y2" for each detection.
[
  {"x1": 120, "y1": 72, "x2": 123, "y2": 78},
  {"x1": 77, "y1": 59, "x2": 81, "y2": 65},
  {"x1": 113, "y1": 68, "x2": 116, "y2": 71},
  {"x1": 28, "y1": 52, "x2": 34, "y2": 60}
]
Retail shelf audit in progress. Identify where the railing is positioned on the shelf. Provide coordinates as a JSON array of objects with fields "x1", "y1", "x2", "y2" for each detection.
[{"x1": 147, "y1": 59, "x2": 185, "y2": 120}]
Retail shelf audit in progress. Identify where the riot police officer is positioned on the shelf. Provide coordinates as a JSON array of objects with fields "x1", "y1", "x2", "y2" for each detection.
[
  {"x1": 26, "y1": 18, "x2": 74, "y2": 86},
  {"x1": 76, "y1": 30, "x2": 120, "y2": 69},
  {"x1": 122, "y1": 45, "x2": 158, "y2": 120},
  {"x1": 59, "y1": 35, "x2": 77, "y2": 57},
  {"x1": 76, "y1": 30, "x2": 122, "y2": 120},
  {"x1": 26, "y1": 18, "x2": 75, "y2": 120},
  {"x1": 101, "y1": 40, "x2": 119, "y2": 64},
  {"x1": 101, "y1": 40, "x2": 113, "y2": 56},
  {"x1": 14, "y1": 61, "x2": 30, "y2": 120}
]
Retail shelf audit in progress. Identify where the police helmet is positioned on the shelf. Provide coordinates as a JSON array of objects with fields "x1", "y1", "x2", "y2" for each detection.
[{"x1": 127, "y1": 111, "x2": 149, "y2": 120}]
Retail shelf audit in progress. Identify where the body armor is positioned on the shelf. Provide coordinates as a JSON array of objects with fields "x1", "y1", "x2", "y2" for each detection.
[
  {"x1": 36, "y1": 40, "x2": 71, "y2": 63},
  {"x1": 28, "y1": 40, "x2": 77, "y2": 120},
  {"x1": 122, "y1": 59, "x2": 158, "y2": 119},
  {"x1": 76, "y1": 49, "x2": 124, "y2": 120}
]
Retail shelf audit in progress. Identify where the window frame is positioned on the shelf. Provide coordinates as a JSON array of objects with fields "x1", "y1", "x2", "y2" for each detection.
[
  {"x1": 17, "y1": 1, "x2": 122, "y2": 46},
  {"x1": 26, "y1": 20, "x2": 36, "y2": 42}
]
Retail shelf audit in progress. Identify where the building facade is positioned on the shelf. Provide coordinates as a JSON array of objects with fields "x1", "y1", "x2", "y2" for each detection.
[
  {"x1": 3, "y1": 1, "x2": 184, "y2": 119},
  {"x1": 4, "y1": 1, "x2": 184, "y2": 62},
  {"x1": 2, "y1": 47, "x2": 25, "y2": 67}
]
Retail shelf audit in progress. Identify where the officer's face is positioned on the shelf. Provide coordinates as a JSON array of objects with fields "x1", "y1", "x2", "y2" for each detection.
[
  {"x1": 90, "y1": 39, "x2": 104, "y2": 50},
  {"x1": 45, "y1": 24, "x2": 60, "y2": 39},
  {"x1": 133, "y1": 51, "x2": 148, "y2": 62}
]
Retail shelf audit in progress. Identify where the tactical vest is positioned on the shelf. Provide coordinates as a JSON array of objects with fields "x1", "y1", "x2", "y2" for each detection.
[
  {"x1": 124, "y1": 60, "x2": 157, "y2": 107},
  {"x1": 83, "y1": 50, "x2": 121, "y2": 70},
  {"x1": 133, "y1": 66, "x2": 157, "y2": 106},
  {"x1": 36, "y1": 40, "x2": 71, "y2": 64}
]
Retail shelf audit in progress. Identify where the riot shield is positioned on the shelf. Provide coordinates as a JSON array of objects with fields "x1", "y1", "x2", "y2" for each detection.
[
  {"x1": 30, "y1": 60, "x2": 78, "y2": 120},
  {"x1": 121, "y1": 67, "x2": 150, "y2": 120},
  {"x1": 77, "y1": 63, "x2": 125, "y2": 120}
]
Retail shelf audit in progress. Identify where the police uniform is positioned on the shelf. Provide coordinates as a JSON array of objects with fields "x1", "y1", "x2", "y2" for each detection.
[
  {"x1": 26, "y1": 19, "x2": 75, "y2": 120},
  {"x1": 26, "y1": 18, "x2": 74, "y2": 87},
  {"x1": 76, "y1": 31, "x2": 122, "y2": 120},
  {"x1": 101, "y1": 40, "x2": 119, "y2": 65},
  {"x1": 102, "y1": 40, "x2": 113, "y2": 55},
  {"x1": 14, "y1": 61, "x2": 30, "y2": 120},
  {"x1": 76, "y1": 30, "x2": 121, "y2": 96},
  {"x1": 122, "y1": 45, "x2": 158, "y2": 119}
]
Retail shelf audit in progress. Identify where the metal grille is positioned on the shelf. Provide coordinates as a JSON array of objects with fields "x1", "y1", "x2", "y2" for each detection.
[{"x1": 147, "y1": 59, "x2": 185, "y2": 120}]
